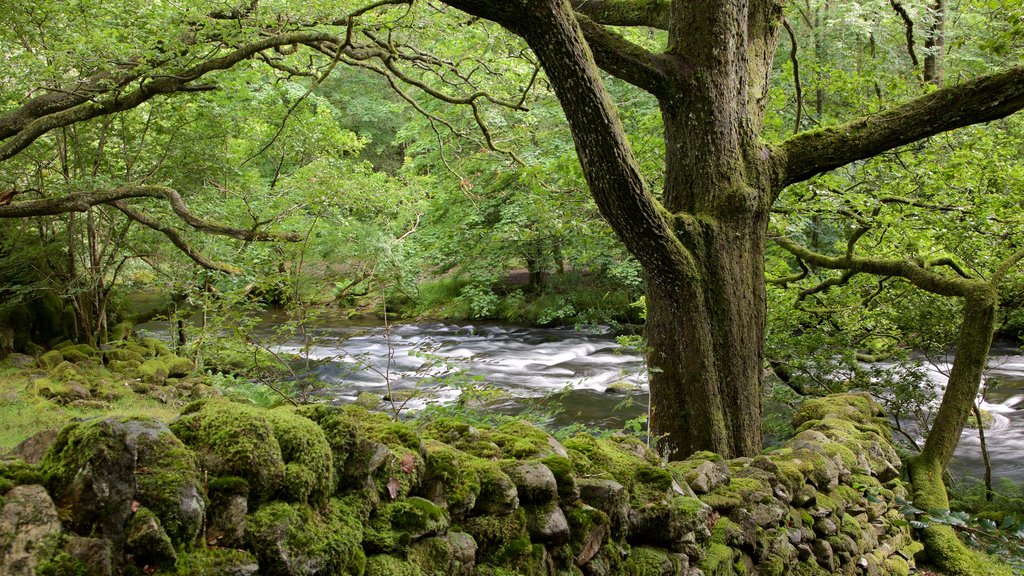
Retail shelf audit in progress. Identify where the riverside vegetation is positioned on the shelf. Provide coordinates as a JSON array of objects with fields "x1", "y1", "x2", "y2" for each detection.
[{"x1": 0, "y1": 332, "x2": 1017, "y2": 575}]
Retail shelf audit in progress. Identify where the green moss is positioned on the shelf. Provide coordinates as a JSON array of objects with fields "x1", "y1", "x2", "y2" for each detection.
[
  {"x1": 163, "y1": 355, "x2": 194, "y2": 378},
  {"x1": 129, "y1": 420, "x2": 205, "y2": 546},
  {"x1": 564, "y1": 433, "x2": 667, "y2": 504},
  {"x1": 170, "y1": 399, "x2": 285, "y2": 502},
  {"x1": 540, "y1": 454, "x2": 576, "y2": 500},
  {"x1": 758, "y1": 554, "x2": 784, "y2": 576},
  {"x1": 711, "y1": 516, "x2": 744, "y2": 546},
  {"x1": 699, "y1": 476, "x2": 770, "y2": 509},
  {"x1": 421, "y1": 439, "x2": 482, "y2": 514},
  {"x1": 701, "y1": 543, "x2": 740, "y2": 576},
  {"x1": 39, "y1": 350, "x2": 63, "y2": 369},
  {"x1": 140, "y1": 337, "x2": 172, "y2": 357},
  {"x1": 295, "y1": 404, "x2": 358, "y2": 492},
  {"x1": 458, "y1": 507, "x2": 529, "y2": 561},
  {"x1": 138, "y1": 358, "x2": 169, "y2": 384},
  {"x1": 103, "y1": 347, "x2": 145, "y2": 364},
  {"x1": 366, "y1": 554, "x2": 425, "y2": 576},
  {"x1": 173, "y1": 547, "x2": 257, "y2": 576},
  {"x1": 623, "y1": 546, "x2": 686, "y2": 576},
  {"x1": 792, "y1": 393, "x2": 889, "y2": 438},
  {"x1": 365, "y1": 497, "x2": 450, "y2": 552},
  {"x1": 36, "y1": 549, "x2": 89, "y2": 576},
  {"x1": 208, "y1": 475, "x2": 250, "y2": 496},
  {"x1": 246, "y1": 499, "x2": 366, "y2": 576},
  {"x1": 264, "y1": 407, "x2": 334, "y2": 506}
]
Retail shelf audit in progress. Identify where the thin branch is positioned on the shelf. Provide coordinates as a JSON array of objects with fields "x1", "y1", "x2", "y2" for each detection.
[
  {"x1": 783, "y1": 18, "x2": 803, "y2": 135},
  {"x1": 112, "y1": 202, "x2": 242, "y2": 274}
]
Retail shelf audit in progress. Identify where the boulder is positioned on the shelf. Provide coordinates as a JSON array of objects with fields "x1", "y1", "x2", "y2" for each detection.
[
  {"x1": 504, "y1": 461, "x2": 558, "y2": 505},
  {"x1": 246, "y1": 500, "x2": 366, "y2": 576},
  {"x1": 6, "y1": 429, "x2": 58, "y2": 465},
  {"x1": 124, "y1": 507, "x2": 177, "y2": 569},
  {"x1": 65, "y1": 536, "x2": 114, "y2": 576},
  {"x1": 525, "y1": 503, "x2": 570, "y2": 544}
]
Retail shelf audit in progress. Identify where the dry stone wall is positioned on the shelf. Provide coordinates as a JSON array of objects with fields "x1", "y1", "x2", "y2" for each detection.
[{"x1": 0, "y1": 392, "x2": 921, "y2": 575}]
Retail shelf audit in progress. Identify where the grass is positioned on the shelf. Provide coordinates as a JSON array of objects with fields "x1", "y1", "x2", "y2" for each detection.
[{"x1": 0, "y1": 366, "x2": 185, "y2": 453}]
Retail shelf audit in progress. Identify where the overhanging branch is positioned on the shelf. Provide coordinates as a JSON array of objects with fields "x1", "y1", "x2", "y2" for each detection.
[{"x1": 776, "y1": 65, "x2": 1024, "y2": 189}]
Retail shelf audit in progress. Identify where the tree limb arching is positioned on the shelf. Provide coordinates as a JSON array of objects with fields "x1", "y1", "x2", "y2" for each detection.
[
  {"x1": 0, "y1": 31, "x2": 341, "y2": 161},
  {"x1": 0, "y1": 185, "x2": 302, "y2": 243},
  {"x1": 776, "y1": 65, "x2": 1024, "y2": 190},
  {"x1": 111, "y1": 202, "x2": 242, "y2": 275}
]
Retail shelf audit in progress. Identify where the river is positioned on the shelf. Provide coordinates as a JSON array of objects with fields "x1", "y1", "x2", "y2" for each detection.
[{"x1": 141, "y1": 315, "x2": 1024, "y2": 485}]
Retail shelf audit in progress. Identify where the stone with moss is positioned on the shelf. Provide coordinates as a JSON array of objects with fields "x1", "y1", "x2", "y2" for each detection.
[
  {"x1": 294, "y1": 404, "x2": 359, "y2": 490},
  {"x1": 170, "y1": 399, "x2": 285, "y2": 503},
  {"x1": 406, "y1": 532, "x2": 477, "y2": 576},
  {"x1": 0, "y1": 484, "x2": 63, "y2": 576},
  {"x1": 139, "y1": 337, "x2": 172, "y2": 357},
  {"x1": 471, "y1": 460, "x2": 519, "y2": 516},
  {"x1": 163, "y1": 355, "x2": 194, "y2": 378},
  {"x1": 365, "y1": 496, "x2": 450, "y2": 552},
  {"x1": 564, "y1": 504, "x2": 609, "y2": 566},
  {"x1": 503, "y1": 460, "x2": 558, "y2": 505},
  {"x1": 107, "y1": 321, "x2": 133, "y2": 342},
  {"x1": 458, "y1": 507, "x2": 530, "y2": 562},
  {"x1": 630, "y1": 496, "x2": 711, "y2": 553},
  {"x1": 539, "y1": 454, "x2": 578, "y2": 502},
  {"x1": 245, "y1": 499, "x2": 366, "y2": 576},
  {"x1": 263, "y1": 407, "x2": 334, "y2": 506},
  {"x1": 138, "y1": 358, "x2": 169, "y2": 384},
  {"x1": 623, "y1": 546, "x2": 689, "y2": 576},
  {"x1": 124, "y1": 418, "x2": 206, "y2": 546},
  {"x1": 40, "y1": 418, "x2": 138, "y2": 539},
  {"x1": 172, "y1": 547, "x2": 258, "y2": 576},
  {"x1": 38, "y1": 350, "x2": 63, "y2": 370},
  {"x1": 420, "y1": 439, "x2": 481, "y2": 518},
  {"x1": 365, "y1": 554, "x2": 425, "y2": 576},
  {"x1": 124, "y1": 506, "x2": 177, "y2": 569},
  {"x1": 564, "y1": 433, "x2": 670, "y2": 507},
  {"x1": 577, "y1": 478, "x2": 630, "y2": 538},
  {"x1": 103, "y1": 347, "x2": 145, "y2": 365}
]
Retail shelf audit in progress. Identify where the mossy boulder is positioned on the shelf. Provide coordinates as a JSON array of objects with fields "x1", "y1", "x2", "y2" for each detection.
[
  {"x1": 0, "y1": 484, "x2": 63, "y2": 576},
  {"x1": 123, "y1": 506, "x2": 177, "y2": 569},
  {"x1": 263, "y1": 408, "x2": 334, "y2": 507},
  {"x1": 406, "y1": 532, "x2": 477, "y2": 576},
  {"x1": 171, "y1": 400, "x2": 285, "y2": 503},
  {"x1": 564, "y1": 433, "x2": 672, "y2": 506},
  {"x1": 365, "y1": 554, "x2": 424, "y2": 576},
  {"x1": 40, "y1": 418, "x2": 138, "y2": 539},
  {"x1": 245, "y1": 499, "x2": 366, "y2": 576},
  {"x1": 172, "y1": 547, "x2": 258, "y2": 576},
  {"x1": 103, "y1": 347, "x2": 145, "y2": 365},
  {"x1": 123, "y1": 419, "x2": 205, "y2": 546},
  {"x1": 138, "y1": 358, "x2": 169, "y2": 384},
  {"x1": 38, "y1": 350, "x2": 63, "y2": 370},
  {"x1": 139, "y1": 337, "x2": 172, "y2": 357},
  {"x1": 622, "y1": 546, "x2": 690, "y2": 576},
  {"x1": 40, "y1": 417, "x2": 205, "y2": 548},
  {"x1": 163, "y1": 355, "x2": 194, "y2": 378},
  {"x1": 419, "y1": 440, "x2": 481, "y2": 517},
  {"x1": 364, "y1": 497, "x2": 450, "y2": 552}
]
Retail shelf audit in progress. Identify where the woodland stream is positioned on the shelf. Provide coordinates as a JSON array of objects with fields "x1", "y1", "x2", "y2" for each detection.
[{"x1": 141, "y1": 314, "x2": 1024, "y2": 485}]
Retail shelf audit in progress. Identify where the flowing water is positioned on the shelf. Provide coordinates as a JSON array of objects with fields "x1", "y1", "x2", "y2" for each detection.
[{"x1": 142, "y1": 314, "x2": 1024, "y2": 484}]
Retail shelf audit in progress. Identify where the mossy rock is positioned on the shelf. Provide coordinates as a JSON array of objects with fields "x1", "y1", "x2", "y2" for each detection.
[
  {"x1": 140, "y1": 337, "x2": 172, "y2": 357},
  {"x1": 164, "y1": 355, "x2": 194, "y2": 378},
  {"x1": 124, "y1": 506, "x2": 177, "y2": 569},
  {"x1": 172, "y1": 547, "x2": 258, "y2": 576},
  {"x1": 420, "y1": 439, "x2": 482, "y2": 517},
  {"x1": 623, "y1": 546, "x2": 689, "y2": 576},
  {"x1": 0, "y1": 459, "x2": 45, "y2": 494},
  {"x1": 138, "y1": 358, "x2": 169, "y2": 384},
  {"x1": 294, "y1": 404, "x2": 359, "y2": 493},
  {"x1": 264, "y1": 407, "x2": 334, "y2": 506},
  {"x1": 38, "y1": 350, "x2": 63, "y2": 370},
  {"x1": 365, "y1": 554, "x2": 425, "y2": 576},
  {"x1": 457, "y1": 507, "x2": 530, "y2": 562},
  {"x1": 700, "y1": 542, "x2": 741, "y2": 576},
  {"x1": 107, "y1": 321, "x2": 133, "y2": 342},
  {"x1": 171, "y1": 400, "x2": 285, "y2": 503},
  {"x1": 564, "y1": 433, "x2": 672, "y2": 505},
  {"x1": 40, "y1": 418, "x2": 138, "y2": 539},
  {"x1": 103, "y1": 347, "x2": 145, "y2": 365},
  {"x1": 406, "y1": 532, "x2": 477, "y2": 576},
  {"x1": 364, "y1": 496, "x2": 450, "y2": 552},
  {"x1": 246, "y1": 499, "x2": 366, "y2": 576},
  {"x1": 49, "y1": 360, "x2": 86, "y2": 383},
  {"x1": 792, "y1": 393, "x2": 889, "y2": 438},
  {"x1": 124, "y1": 419, "x2": 206, "y2": 546}
]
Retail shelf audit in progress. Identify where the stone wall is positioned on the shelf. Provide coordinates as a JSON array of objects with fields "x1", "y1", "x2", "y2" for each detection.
[{"x1": 0, "y1": 392, "x2": 921, "y2": 576}]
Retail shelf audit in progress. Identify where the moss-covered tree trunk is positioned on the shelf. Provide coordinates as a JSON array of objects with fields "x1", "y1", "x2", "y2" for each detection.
[{"x1": 909, "y1": 292, "x2": 1001, "y2": 576}]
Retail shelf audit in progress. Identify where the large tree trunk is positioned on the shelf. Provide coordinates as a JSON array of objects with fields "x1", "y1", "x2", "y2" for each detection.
[{"x1": 645, "y1": 216, "x2": 767, "y2": 457}]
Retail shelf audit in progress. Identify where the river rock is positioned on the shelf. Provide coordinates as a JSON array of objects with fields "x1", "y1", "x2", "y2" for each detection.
[
  {"x1": 5, "y1": 353, "x2": 35, "y2": 369},
  {"x1": 0, "y1": 485, "x2": 62, "y2": 576}
]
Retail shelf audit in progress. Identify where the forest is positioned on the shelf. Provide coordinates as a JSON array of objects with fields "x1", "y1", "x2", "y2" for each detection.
[{"x1": 1, "y1": 1, "x2": 1024, "y2": 575}]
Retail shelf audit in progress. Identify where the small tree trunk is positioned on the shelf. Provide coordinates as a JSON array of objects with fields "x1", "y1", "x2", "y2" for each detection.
[
  {"x1": 923, "y1": 0, "x2": 946, "y2": 86},
  {"x1": 971, "y1": 402, "x2": 993, "y2": 502},
  {"x1": 910, "y1": 292, "x2": 997, "y2": 575}
]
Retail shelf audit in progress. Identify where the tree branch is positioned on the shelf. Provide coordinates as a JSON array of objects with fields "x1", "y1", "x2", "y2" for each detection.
[
  {"x1": 776, "y1": 66, "x2": 1024, "y2": 189},
  {"x1": 0, "y1": 31, "x2": 340, "y2": 161},
  {"x1": 111, "y1": 202, "x2": 242, "y2": 274},
  {"x1": 773, "y1": 236, "x2": 975, "y2": 298},
  {"x1": 570, "y1": 0, "x2": 670, "y2": 29},
  {"x1": 575, "y1": 15, "x2": 670, "y2": 96},
  {"x1": 0, "y1": 185, "x2": 302, "y2": 243}
]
